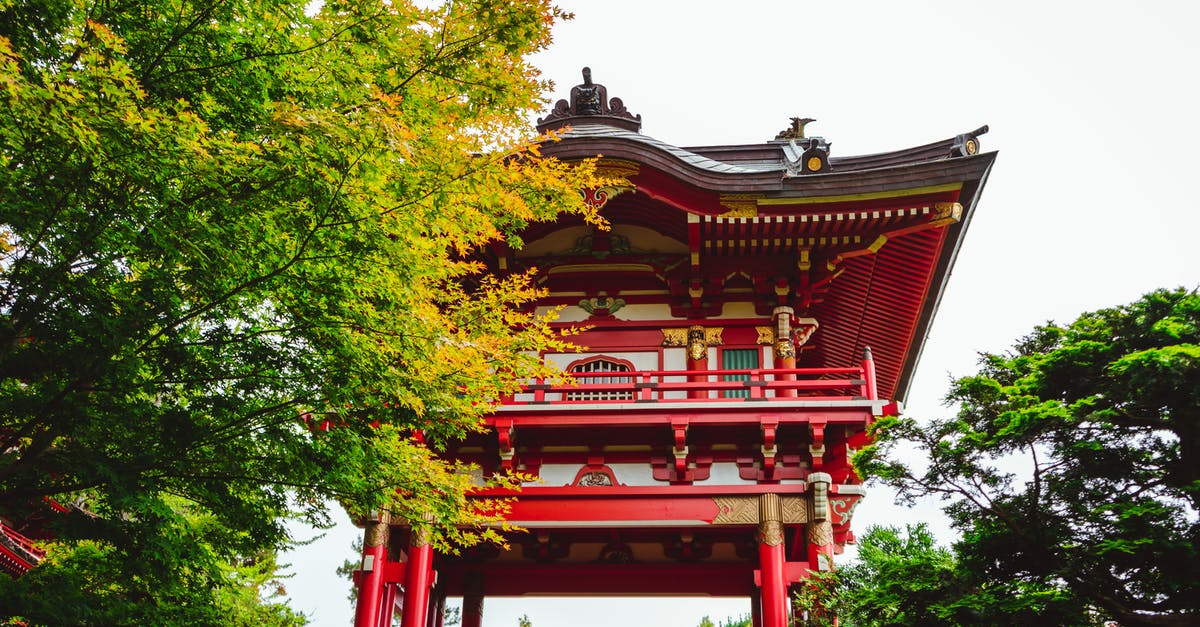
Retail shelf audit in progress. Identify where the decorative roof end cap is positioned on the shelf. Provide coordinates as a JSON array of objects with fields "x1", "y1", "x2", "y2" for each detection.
[{"x1": 537, "y1": 67, "x2": 643, "y2": 133}]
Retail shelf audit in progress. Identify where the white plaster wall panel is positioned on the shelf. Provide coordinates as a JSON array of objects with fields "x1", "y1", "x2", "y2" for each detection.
[
  {"x1": 606, "y1": 462, "x2": 655, "y2": 487},
  {"x1": 517, "y1": 226, "x2": 590, "y2": 257},
  {"x1": 531, "y1": 464, "x2": 581, "y2": 486},
  {"x1": 611, "y1": 225, "x2": 687, "y2": 253},
  {"x1": 611, "y1": 303, "x2": 673, "y2": 321},
  {"x1": 661, "y1": 348, "x2": 687, "y2": 399},
  {"x1": 692, "y1": 462, "x2": 755, "y2": 486},
  {"x1": 536, "y1": 305, "x2": 590, "y2": 323},
  {"x1": 712, "y1": 301, "x2": 759, "y2": 319},
  {"x1": 544, "y1": 351, "x2": 657, "y2": 371}
]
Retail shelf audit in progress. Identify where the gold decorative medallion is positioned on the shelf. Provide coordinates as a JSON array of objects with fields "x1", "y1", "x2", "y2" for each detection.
[
  {"x1": 965, "y1": 139, "x2": 978, "y2": 155},
  {"x1": 807, "y1": 156, "x2": 823, "y2": 171}
]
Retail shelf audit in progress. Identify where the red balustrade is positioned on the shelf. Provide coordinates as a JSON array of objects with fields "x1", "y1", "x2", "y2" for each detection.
[{"x1": 504, "y1": 365, "x2": 877, "y2": 406}]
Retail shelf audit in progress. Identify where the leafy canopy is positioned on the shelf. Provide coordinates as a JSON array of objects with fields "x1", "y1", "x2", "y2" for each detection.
[
  {"x1": 793, "y1": 524, "x2": 1091, "y2": 627},
  {"x1": 0, "y1": 0, "x2": 601, "y2": 622},
  {"x1": 857, "y1": 288, "x2": 1200, "y2": 626}
]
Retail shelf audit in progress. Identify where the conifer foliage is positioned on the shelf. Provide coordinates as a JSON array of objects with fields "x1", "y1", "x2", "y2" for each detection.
[{"x1": 858, "y1": 289, "x2": 1200, "y2": 626}]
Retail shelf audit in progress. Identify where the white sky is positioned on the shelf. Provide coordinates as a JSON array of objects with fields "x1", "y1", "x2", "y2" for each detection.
[{"x1": 284, "y1": 1, "x2": 1200, "y2": 625}]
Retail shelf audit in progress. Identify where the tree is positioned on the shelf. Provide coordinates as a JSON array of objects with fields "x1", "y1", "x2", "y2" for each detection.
[
  {"x1": 858, "y1": 288, "x2": 1200, "y2": 626},
  {"x1": 0, "y1": 0, "x2": 600, "y2": 622},
  {"x1": 796, "y1": 525, "x2": 1090, "y2": 627}
]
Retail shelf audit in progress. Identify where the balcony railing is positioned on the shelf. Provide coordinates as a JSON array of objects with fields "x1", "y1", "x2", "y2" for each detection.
[{"x1": 504, "y1": 363, "x2": 879, "y2": 406}]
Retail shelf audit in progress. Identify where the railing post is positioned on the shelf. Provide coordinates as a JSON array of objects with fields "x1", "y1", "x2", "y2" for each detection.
[
  {"x1": 861, "y1": 347, "x2": 878, "y2": 401},
  {"x1": 532, "y1": 376, "x2": 545, "y2": 403}
]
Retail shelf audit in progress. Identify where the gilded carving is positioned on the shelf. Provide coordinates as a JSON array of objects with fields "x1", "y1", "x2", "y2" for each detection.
[
  {"x1": 704, "y1": 327, "x2": 724, "y2": 346},
  {"x1": 687, "y1": 326, "x2": 707, "y2": 361},
  {"x1": 781, "y1": 496, "x2": 810, "y2": 524},
  {"x1": 577, "y1": 471, "x2": 613, "y2": 487},
  {"x1": 758, "y1": 494, "x2": 785, "y2": 546},
  {"x1": 409, "y1": 512, "x2": 436, "y2": 548},
  {"x1": 756, "y1": 326, "x2": 774, "y2": 345},
  {"x1": 711, "y1": 496, "x2": 759, "y2": 525},
  {"x1": 595, "y1": 158, "x2": 641, "y2": 181},
  {"x1": 410, "y1": 526, "x2": 432, "y2": 548},
  {"x1": 933, "y1": 201, "x2": 964, "y2": 222},
  {"x1": 661, "y1": 328, "x2": 688, "y2": 347},
  {"x1": 363, "y1": 510, "x2": 391, "y2": 548},
  {"x1": 718, "y1": 194, "x2": 761, "y2": 218},
  {"x1": 759, "y1": 519, "x2": 785, "y2": 546},
  {"x1": 807, "y1": 520, "x2": 834, "y2": 547},
  {"x1": 775, "y1": 338, "x2": 796, "y2": 360}
]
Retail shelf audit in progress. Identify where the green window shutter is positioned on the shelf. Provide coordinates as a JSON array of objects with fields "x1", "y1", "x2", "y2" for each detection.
[{"x1": 721, "y1": 349, "x2": 759, "y2": 398}]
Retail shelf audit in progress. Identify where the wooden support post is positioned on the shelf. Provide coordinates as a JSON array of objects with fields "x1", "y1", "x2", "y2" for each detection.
[
  {"x1": 427, "y1": 587, "x2": 446, "y2": 627},
  {"x1": 401, "y1": 523, "x2": 435, "y2": 627},
  {"x1": 353, "y1": 511, "x2": 391, "y2": 627},
  {"x1": 461, "y1": 571, "x2": 484, "y2": 627},
  {"x1": 686, "y1": 325, "x2": 708, "y2": 399},
  {"x1": 758, "y1": 493, "x2": 788, "y2": 627},
  {"x1": 382, "y1": 581, "x2": 399, "y2": 627},
  {"x1": 773, "y1": 306, "x2": 796, "y2": 398},
  {"x1": 750, "y1": 588, "x2": 763, "y2": 627}
]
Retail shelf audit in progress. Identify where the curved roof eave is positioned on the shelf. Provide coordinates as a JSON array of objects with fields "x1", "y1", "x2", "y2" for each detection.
[{"x1": 542, "y1": 124, "x2": 996, "y2": 200}]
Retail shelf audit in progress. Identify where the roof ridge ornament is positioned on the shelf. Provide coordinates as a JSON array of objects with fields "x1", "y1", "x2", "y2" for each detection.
[
  {"x1": 949, "y1": 125, "x2": 989, "y2": 157},
  {"x1": 537, "y1": 67, "x2": 643, "y2": 133},
  {"x1": 776, "y1": 117, "x2": 816, "y2": 140}
]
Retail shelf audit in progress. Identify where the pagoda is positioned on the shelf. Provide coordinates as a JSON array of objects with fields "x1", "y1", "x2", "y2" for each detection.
[{"x1": 351, "y1": 68, "x2": 995, "y2": 627}]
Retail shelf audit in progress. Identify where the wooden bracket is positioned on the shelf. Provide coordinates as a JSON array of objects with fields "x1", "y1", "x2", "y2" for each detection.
[
  {"x1": 761, "y1": 417, "x2": 779, "y2": 475},
  {"x1": 671, "y1": 419, "x2": 689, "y2": 477},
  {"x1": 495, "y1": 418, "x2": 515, "y2": 470},
  {"x1": 808, "y1": 418, "x2": 827, "y2": 469}
]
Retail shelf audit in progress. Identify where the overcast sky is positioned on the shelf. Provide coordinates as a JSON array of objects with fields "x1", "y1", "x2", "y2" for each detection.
[{"x1": 285, "y1": 2, "x2": 1200, "y2": 625}]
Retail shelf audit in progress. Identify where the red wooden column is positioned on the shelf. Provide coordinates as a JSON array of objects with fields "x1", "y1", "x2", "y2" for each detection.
[
  {"x1": 401, "y1": 524, "x2": 435, "y2": 627},
  {"x1": 758, "y1": 493, "x2": 788, "y2": 627},
  {"x1": 353, "y1": 511, "x2": 391, "y2": 627},
  {"x1": 773, "y1": 306, "x2": 796, "y2": 398},
  {"x1": 686, "y1": 325, "x2": 708, "y2": 399},
  {"x1": 461, "y1": 571, "x2": 484, "y2": 627}
]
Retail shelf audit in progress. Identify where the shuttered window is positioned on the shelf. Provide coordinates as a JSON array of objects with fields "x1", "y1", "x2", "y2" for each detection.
[
  {"x1": 568, "y1": 359, "x2": 633, "y2": 401},
  {"x1": 721, "y1": 349, "x2": 759, "y2": 398}
]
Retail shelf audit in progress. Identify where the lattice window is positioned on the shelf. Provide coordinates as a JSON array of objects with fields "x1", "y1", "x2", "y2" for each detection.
[
  {"x1": 567, "y1": 358, "x2": 633, "y2": 401},
  {"x1": 722, "y1": 348, "x2": 760, "y2": 398}
]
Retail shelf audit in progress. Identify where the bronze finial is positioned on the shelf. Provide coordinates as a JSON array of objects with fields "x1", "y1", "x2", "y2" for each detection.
[
  {"x1": 537, "y1": 67, "x2": 643, "y2": 132},
  {"x1": 776, "y1": 117, "x2": 816, "y2": 140}
]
